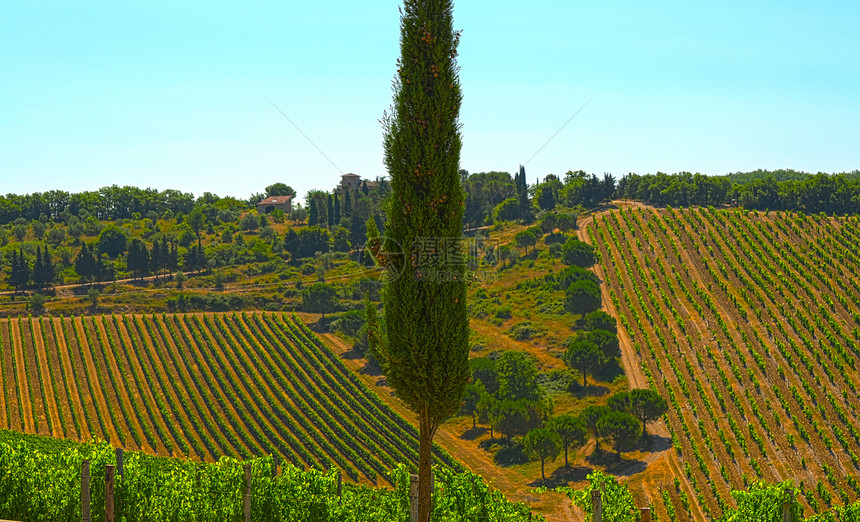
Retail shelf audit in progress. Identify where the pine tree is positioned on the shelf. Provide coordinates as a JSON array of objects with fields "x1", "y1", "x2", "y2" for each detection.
[{"x1": 368, "y1": 2, "x2": 467, "y2": 520}]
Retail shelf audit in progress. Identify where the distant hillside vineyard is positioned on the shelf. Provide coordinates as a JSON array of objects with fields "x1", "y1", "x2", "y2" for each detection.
[
  {"x1": 0, "y1": 312, "x2": 456, "y2": 483},
  {"x1": 588, "y1": 206, "x2": 860, "y2": 517}
]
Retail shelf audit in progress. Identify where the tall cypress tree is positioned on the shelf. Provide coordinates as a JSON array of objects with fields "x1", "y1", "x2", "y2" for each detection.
[
  {"x1": 368, "y1": 2, "x2": 467, "y2": 520},
  {"x1": 326, "y1": 193, "x2": 335, "y2": 229},
  {"x1": 333, "y1": 192, "x2": 342, "y2": 226},
  {"x1": 308, "y1": 198, "x2": 319, "y2": 226}
]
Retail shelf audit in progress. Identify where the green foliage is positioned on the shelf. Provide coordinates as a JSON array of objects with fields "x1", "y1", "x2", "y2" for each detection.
[
  {"x1": 98, "y1": 224, "x2": 128, "y2": 258},
  {"x1": 372, "y1": 2, "x2": 470, "y2": 518},
  {"x1": 720, "y1": 481, "x2": 799, "y2": 522},
  {"x1": 563, "y1": 338, "x2": 605, "y2": 387},
  {"x1": 470, "y1": 357, "x2": 499, "y2": 396},
  {"x1": 522, "y1": 428, "x2": 562, "y2": 481},
  {"x1": 514, "y1": 228, "x2": 538, "y2": 254},
  {"x1": 560, "y1": 470, "x2": 637, "y2": 521},
  {"x1": 27, "y1": 293, "x2": 46, "y2": 314},
  {"x1": 564, "y1": 279, "x2": 601, "y2": 316},
  {"x1": 240, "y1": 212, "x2": 260, "y2": 231},
  {"x1": 580, "y1": 310, "x2": 617, "y2": 334},
  {"x1": 265, "y1": 183, "x2": 297, "y2": 198},
  {"x1": 561, "y1": 238, "x2": 595, "y2": 267},
  {"x1": 547, "y1": 414, "x2": 587, "y2": 467},
  {"x1": 492, "y1": 197, "x2": 520, "y2": 223},
  {"x1": 0, "y1": 431, "x2": 539, "y2": 522},
  {"x1": 460, "y1": 383, "x2": 485, "y2": 429},
  {"x1": 506, "y1": 321, "x2": 546, "y2": 341},
  {"x1": 626, "y1": 389, "x2": 668, "y2": 437},
  {"x1": 579, "y1": 405, "x2": 609, "y2": 450},
  {"x1": 550, "y1": 265, "x2": 599, "y2": 291},
  {"x1": 496, "y1": 351, "x2": 542, "y2": 402},
  {"x1": 301, "y1": 283, "x2": 338, "y2": 319},
  {"x1": 596, "y1": 411, "x2": 640, "y2": 457}
]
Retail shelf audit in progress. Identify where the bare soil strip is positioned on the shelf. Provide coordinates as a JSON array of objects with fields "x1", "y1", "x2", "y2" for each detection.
[
  {"x1": 180, "y1": 315, "x2": 269, "y2": 457},
  {"x1": 95, "y1": 318, "x2": 151, "y2": 452},
  {"x1": 581, "y1": 207, "x2": 708, "y2": 521},
  {"x1": 10, "y1": 318, "x2": 35, "y2": 433},
  {"x1": 120, "y1": 316, "x2": 186, "y2": 457},
  {"x1": 0, "y1": 321, "x2": 8, "y2": 428},
  {"x1": 144, "y1": 315, "x2": 215, "y2": 460},
  {"x1": 72, "y1": 317, "x2": 122, "y2": 444},
  {"x1": 52, "y1": 317, "x2": 89, "y2": 440},
  {"x1": 165, "y1": 316, "x2": 244, "y2": 458},
  {"x1": 30, "y1": 319, "x2": 63, "y2": 438}
]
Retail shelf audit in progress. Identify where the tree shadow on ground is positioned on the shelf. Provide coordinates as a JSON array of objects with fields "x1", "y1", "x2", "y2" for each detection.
[
  {"x1": 528, "y1": 465, "x2": 593, "y2": 488},
  {"x1": 640, "y1": 433, "x2": 672, "y2": 453},
  {"x1": 593, "y1": 358, "x2": 624, "y2": 384},
  {"x1": 493, "y1": 441, "x2": 529, "y2": 467},
  {"x1": 569, "y1": 383, "x2": 610, "y2": 398},
  {"x1": 360, "y1": 357, "x2": 383, "y2": 377},
  {"x1": 340, "y1": 346, "x2": 365, "y2": 360},
  {"x1": 586, "y1": 451, "x2": 646, "y2": 477},
  {"x1": 460, "y1": 426, "x2": 487, "y2": 441}
]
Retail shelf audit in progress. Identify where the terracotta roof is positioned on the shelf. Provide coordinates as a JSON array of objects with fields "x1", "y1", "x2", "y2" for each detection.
[
  {"x1": 341, "y1": 173, "x2": 361, "y2": 178},
  {"x1": 258, "y1": 196, "x2": 292, "y2": 205}
]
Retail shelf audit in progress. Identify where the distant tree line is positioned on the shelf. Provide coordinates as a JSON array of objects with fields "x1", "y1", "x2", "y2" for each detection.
[{"x1": 618, "y1": 170, "x2": 860, "y2": 214}]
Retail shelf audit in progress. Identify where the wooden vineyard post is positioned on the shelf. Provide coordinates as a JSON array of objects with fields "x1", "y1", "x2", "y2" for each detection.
[
  {"x1": 105, "y1": 465, "x2": 115, "y2": 522},
  {"x1": 115, "y1": 448, "x2": 124, "y2": 482},
  {"x1": 640, "y1": 507, "x2": 651, "y2": 522},
  {"x1": 591, "y1": 489, "x2": 602, "y2": 522},
  {"x1": 243, "y1": 463, "x2": 252, "y2": 522},
  {"x1": 783, "y1": 489, "x2": 794, "y2": 522},
  {"x1": 81, "y1": 459, "x2": 91, "y2": 522},
  {"x1": 410, "y1": 474, "x2": 419, "y2": 522}
]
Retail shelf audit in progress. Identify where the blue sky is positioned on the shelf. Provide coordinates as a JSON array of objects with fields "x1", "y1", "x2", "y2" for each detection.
[{"x1": 2, "y1": 1, "x2": 858, "y2": 203}]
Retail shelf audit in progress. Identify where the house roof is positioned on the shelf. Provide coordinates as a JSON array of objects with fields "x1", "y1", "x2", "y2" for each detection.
[
  {"x1": 257, "y1": 196, "x2": 292, "y2": 205},
  {"x1": 341, "y1": 173, "x2": 361, "y2": 178}
]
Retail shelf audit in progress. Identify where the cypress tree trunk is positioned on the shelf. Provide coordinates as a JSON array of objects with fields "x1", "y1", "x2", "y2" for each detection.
[{"x1": 370, "y1": 2, "x2": 467, "y2": 522}]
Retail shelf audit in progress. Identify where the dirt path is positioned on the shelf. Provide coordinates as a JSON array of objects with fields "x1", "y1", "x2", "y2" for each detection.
[
  {"x1": 313, "y1": 327, "x2": 577, "y2": 521},
  {"x1": 30, "y1": 319, "x2": 63, "y2": 438},
  {"x1": 73, "y1": 317, "x2": 122, "y2": 444},
  {"x1": 52, "y1": 317, "x2": 90, "y2": 440},
  {"x1": 580, "y1": 206, "x2": 708, "y2": 522},
  {"x1": 10, "y1": 318, "x2": 35, "y2": 433}
]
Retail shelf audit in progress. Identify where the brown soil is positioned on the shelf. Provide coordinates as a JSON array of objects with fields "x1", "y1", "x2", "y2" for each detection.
[
  {"x1": 143, "y1": 315, "x2": 215, "y2": 461},
  {"x1": 29, "y1": 318, "x2": 63, "y2": 438},
  {"x1": 10, "y1": 318, "x2": 35, "y2": 433},
  {"x1": 51, "y1": 317, "x2": 90, "y2": 440},
  {"x1": 72, "y1": 316, "x2": 122, "y2": 444}
]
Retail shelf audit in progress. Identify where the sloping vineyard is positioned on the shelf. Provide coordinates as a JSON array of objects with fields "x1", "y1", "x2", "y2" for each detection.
[
  {"x1": 0, "y1": 312, "x2": 458, "y2": 483},
  {"x1": 588, "y1": 206, "x2": 860, "y2": 519}
]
